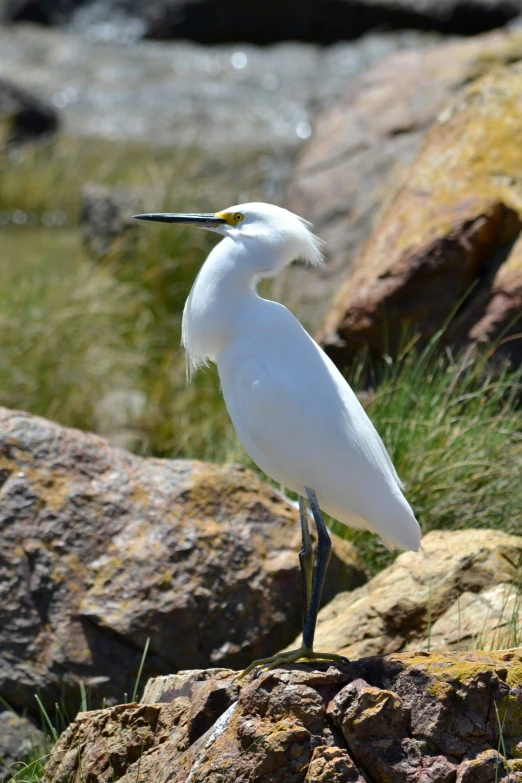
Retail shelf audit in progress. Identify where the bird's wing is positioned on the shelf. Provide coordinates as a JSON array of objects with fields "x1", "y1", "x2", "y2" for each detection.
[{"x1": 218, "y1": 314, "x2": 420, "y2": 551}]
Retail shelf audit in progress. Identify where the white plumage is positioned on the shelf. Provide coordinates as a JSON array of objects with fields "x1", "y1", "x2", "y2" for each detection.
[{"x1": 180, "y1": 202, "x2": 421, "y2": 553}]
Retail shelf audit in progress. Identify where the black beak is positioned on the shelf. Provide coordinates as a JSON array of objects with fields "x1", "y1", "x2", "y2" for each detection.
[{"x1": 133, "y1": 213, "x2": 227, "y2": 228}]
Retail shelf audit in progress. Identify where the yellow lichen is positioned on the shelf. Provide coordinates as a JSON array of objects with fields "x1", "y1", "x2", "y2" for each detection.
[
  {"x1": 390, "y1": 649, "x2": 522, "y2": 690},
  {"x1": 129, "y1": 482, "x2": 151, "y2": 510},
  {"x1": 356, "y1": 63, "x2": 522, "y2": 279}
]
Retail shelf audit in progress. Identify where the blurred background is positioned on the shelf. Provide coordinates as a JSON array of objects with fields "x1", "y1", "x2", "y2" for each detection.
[{"x1": 2, "y1": 0, "x2": 522, "y2": 568}]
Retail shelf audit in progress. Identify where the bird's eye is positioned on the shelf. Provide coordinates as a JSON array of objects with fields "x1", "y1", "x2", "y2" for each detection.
[{"x1": 234, "y1": 213, "x2": 244, "y2": 223}]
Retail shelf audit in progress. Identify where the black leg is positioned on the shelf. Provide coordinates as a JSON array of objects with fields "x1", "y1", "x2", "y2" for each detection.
[
  {"x1": 298, "y1": 495, "x2": 314, "y2": 633},
  {"x1": 238, "y1": 488, "x2": 347, "y2": 679},
  {"x1": 302, "y1": 487, "x2": 331, "y2": 651}
]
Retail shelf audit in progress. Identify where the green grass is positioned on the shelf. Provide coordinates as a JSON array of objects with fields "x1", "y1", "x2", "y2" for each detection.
[
  {"x1": 1, "y1": 748, "x2": 48, "y2": 783},
  {"x1": 0, "y1": 696, "x2": 58, "y2": 783},
  {"x1": 0, "y1": 640, "x2": 152, "y2": 782},
  {"x1": 0, "y1": 136, "x2": 240, "y2": 457},
  {"x1": 1, "y1": 693, "x2": 84, "y2": 783},
  {"x1": 478, "y1": 581, "x2": 522, "y2": 652}
]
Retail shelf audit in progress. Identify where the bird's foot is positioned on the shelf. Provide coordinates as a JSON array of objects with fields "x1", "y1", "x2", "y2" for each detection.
[{"x1": 238, "y1": 646, "x2": 349, "y2": 679}]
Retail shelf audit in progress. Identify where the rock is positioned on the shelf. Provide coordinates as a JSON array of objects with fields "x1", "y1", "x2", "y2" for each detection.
[
  {"x1": 0, "y1": 77, "x2": 59, "y2": 147},
  {"x1": 2, "y1": 0, "x2": 78, "y2": 26},
  {"x1": 3, "y1": 0, "x2": 522, "y2": 42},
  {"x1": 80, "y1": 183, "x2": 147, "y2": 258},
  {"x1": 92, "y1": 388, "x2": 148, "y2": 451},
  {"x1": 42, "y1": 649, "x2": 522, "y2": 783},
  {"x1": 456, "y1": 750, "x2": 510, "y2": 782},
  {"x1": 0, "y1": 406, "x2": 365, "y2": 716},
  {"x1": 299, "y1": 529, "x2": 522, "y2": 659},
  {"x1": 143, "y1": 0, "x2": 522, "y2": 43},
  {"x1": 305, "y1": 746, "x2": 365, "y2": 782},
  {"x1": 280, "y1": 30, "x2": 522, "y2": 330},
  {"x1": 0, "y1": 23, "x2": 434, "y2": 162},
  {"x1": 0, "y1": 711, "x2": 46, "y2": 782},
  {"x1": 318, "y1": 62, "x2": 522, "y2": 368},
  {"x1": 426, "y1": 583, "x2": 522, "y2": 652}
]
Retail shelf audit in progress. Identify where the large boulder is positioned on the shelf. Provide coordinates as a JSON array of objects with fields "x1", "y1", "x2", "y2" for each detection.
[
  {"x1": 279, "y1": 30, "x2": 522, "y2": 330},
  {"x1": 0, "y1": 406, "x2": 365, "y2": 716},
  {"x1": 318, "y1": 62, "x2": 522, "y2": 368},
  {"x1": 3, "y1": 0, "x2": 522, "y2": 42},
  {"x1": 43, "y1": 650, "x2": 522, "y2": 783},
  {"x1": 300, "y1": 529, "x2": 522, "y2": 659}
]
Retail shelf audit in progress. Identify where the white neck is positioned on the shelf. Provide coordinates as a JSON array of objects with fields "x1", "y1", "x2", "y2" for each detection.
[{"x1": 182, "y1": 237, "x2": 258, "y2": 377}]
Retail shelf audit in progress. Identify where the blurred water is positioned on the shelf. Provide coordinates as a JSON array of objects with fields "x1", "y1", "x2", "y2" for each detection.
[
  {"x1": 68, "y1": 0, "x2": 148, "y2": 44},
  {"x1": 0, "y1": 24, "x2": 438, "y2": 157}
]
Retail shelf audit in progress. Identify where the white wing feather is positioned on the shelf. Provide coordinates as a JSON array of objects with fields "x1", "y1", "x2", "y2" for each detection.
[{"x1": 217, "y1": 302, "x2": 420, "y2": 552}]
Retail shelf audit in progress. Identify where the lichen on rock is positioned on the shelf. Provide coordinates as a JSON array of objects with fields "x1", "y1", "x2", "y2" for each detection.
[
  {"x1": 43, "y1": 648, "x2": 522, "y2": 783},
  {"x1": 281, "y1": 31, "x2": 522, "y2": 331},
  {"x1": 315, "y1": 57, "x2": 522, "y2": 369}
]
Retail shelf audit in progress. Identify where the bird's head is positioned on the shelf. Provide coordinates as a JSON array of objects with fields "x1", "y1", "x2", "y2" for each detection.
[{"x1": 134, "y1": 202, "x2": 324, "y2": 276}]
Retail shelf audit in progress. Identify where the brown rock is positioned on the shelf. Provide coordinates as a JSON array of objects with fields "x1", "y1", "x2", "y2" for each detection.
[
  {"x1": 295, "y1": 529, "x2": 522, "y2": 659},
  {"x1": 318, "y1": 61, "x2": 522, "y2": 369},
  {"x1": 43, "y1": 648, "x2": 522, "y2": 783},
  {"x1": 43, "y1": 702, "x2": 181, "y2": 783},
  {"x1": 141, "y1": 668, "x2": 239, "y2": 749},
  {"x1": 278, "y1": 31, "x2": 522, "y2": 331},
  {"x1": 466, "y1": 228, "x2": 522, "y2": 353},
  {"x1": 0, "y1": 406, "x2": 365, "y2": 715},
  {"x1": 456, "y1": 749, "x2": 510, "y2": 782},
  {"x1": 330, "y1": 678, "x2": 408, "y2": 740},
  {"x1": 424, "y1": 582, "x2": 522, "y2": 652},
  {"x1": 305, "y1": 745, "x2": 365, "y2": 782},
  {"x1": 356, "y1": 649, "x2": 522, "y2": 781},
  {"x1": 44, "y1": 669, "x2": 243, "y2": 783}
]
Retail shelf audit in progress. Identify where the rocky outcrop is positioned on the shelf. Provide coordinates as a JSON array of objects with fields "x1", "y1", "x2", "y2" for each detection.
[
  {"x1": 297, "y1": 529, "x2": 522, "y2": 660},
  {"x1": 280, "y1": 31, "x2": 522, "y2": 330},
  {"x1": 0, "y1": 78, "x2": 59, "y2": 147},
  {"x1": 318, "y1": 62, "x2": 522, "y2": 368},
  {"x1": 3, "y1": 0, "x2": 522, "y2": 43},
  {"x1": 43, "y1": 650, "x2": 522, "y2": 783},
  {"x1": 0, "y1": 406, "x2": 365, "y2": 716},
  {"x1": 0, "y1": 711, "x2": 46, "y2": 782}
]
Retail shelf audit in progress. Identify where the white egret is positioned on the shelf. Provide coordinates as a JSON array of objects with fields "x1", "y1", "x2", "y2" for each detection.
[{"x1": 134, "y1": 203, "x2": 421, "y2": 676}]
